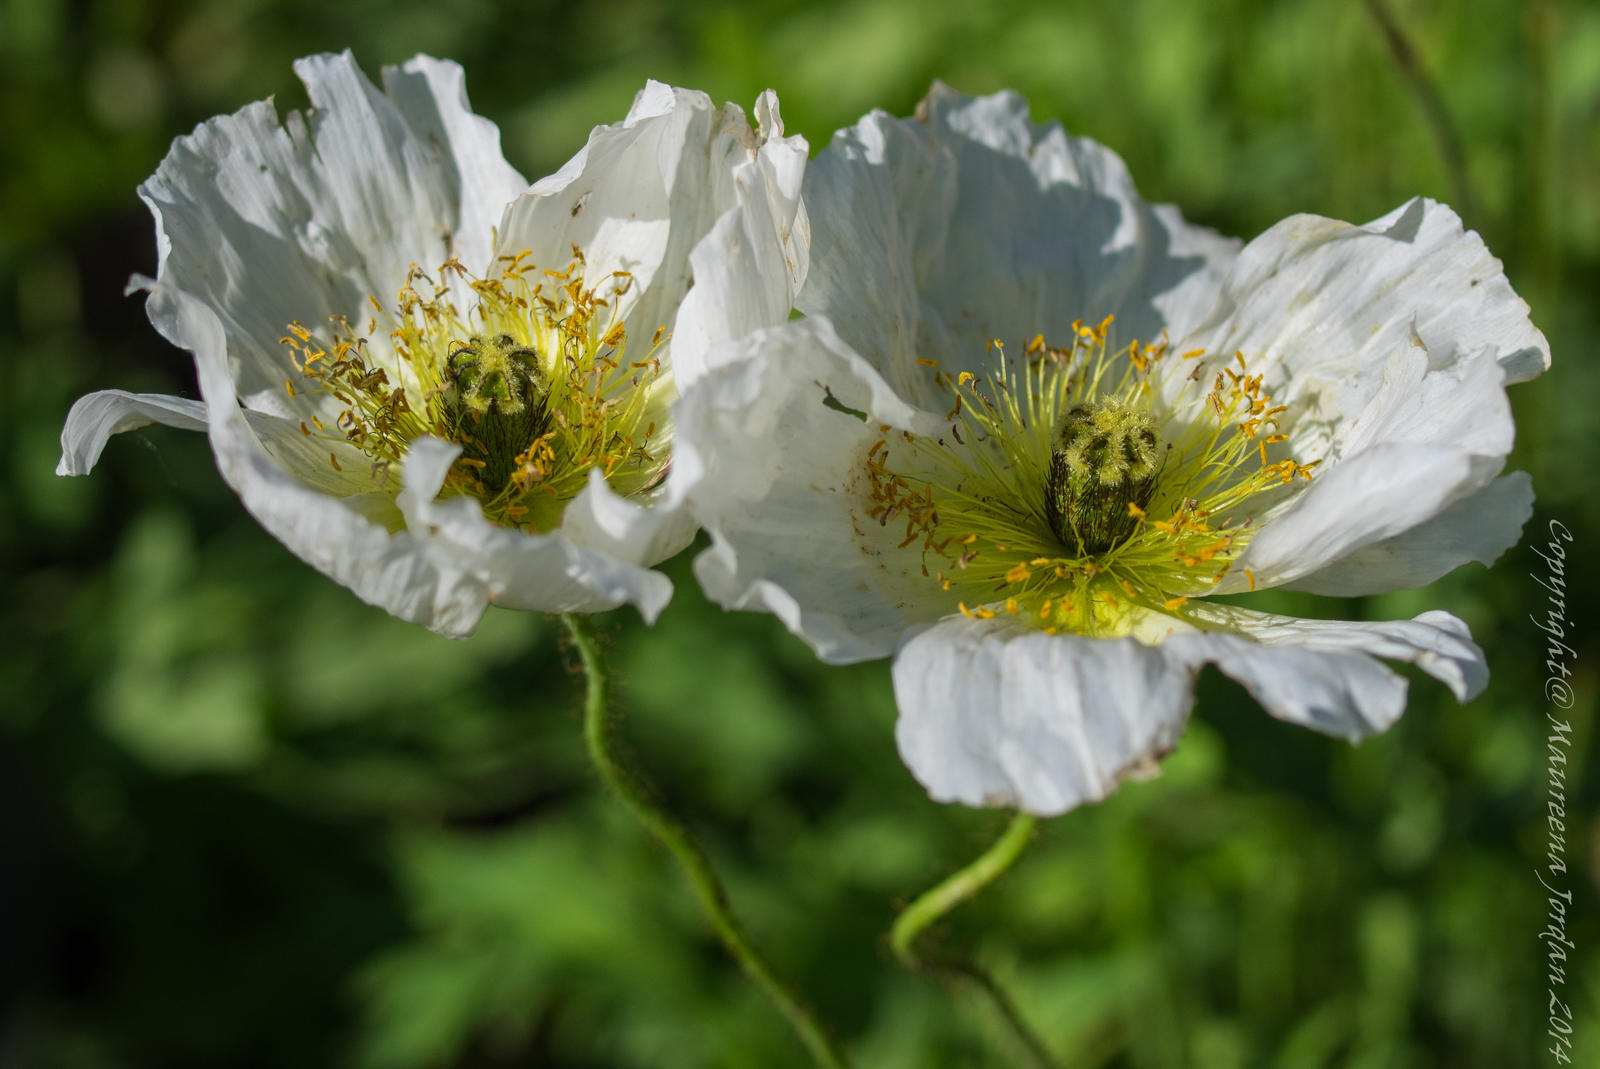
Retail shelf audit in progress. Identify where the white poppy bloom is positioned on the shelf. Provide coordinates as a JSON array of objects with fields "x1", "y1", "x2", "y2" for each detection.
[
  {"x1": 678, "y1": 85, "x2": 1548, "y2": 815},
  {"x1": 59, "y1": 52, "x2": 808, "y2": 637}
]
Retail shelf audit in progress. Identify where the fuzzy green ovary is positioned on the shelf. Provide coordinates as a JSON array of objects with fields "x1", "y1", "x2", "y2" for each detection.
[
  {"x1": 1045, "y1": 401, "x2": 1162, "y2": 555},
  {"x1": 446, "y1": 333, "x2": 549, "y2": 494}
]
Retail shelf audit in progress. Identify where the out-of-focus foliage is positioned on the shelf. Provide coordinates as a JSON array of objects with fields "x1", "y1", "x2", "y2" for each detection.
[{"x1": 2, "y1": 0, "x2": 1597, "y2": 1065}]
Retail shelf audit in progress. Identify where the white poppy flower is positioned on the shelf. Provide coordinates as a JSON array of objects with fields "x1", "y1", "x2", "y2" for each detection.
[
  {"x1": 59, "y1": 52, "x2": 808, "y2": 636},
  {"x1": 678, "y1": 84, "x2": 1548, "y2": 815}
]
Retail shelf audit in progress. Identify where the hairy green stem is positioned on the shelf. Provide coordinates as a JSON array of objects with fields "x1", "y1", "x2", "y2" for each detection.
[
  {"x1": 561, "y1": 614, "x2": 849, "y2": 1069},
  {"x1": 892, "y1": 811, "x2": 1058, "y2": 1069}
]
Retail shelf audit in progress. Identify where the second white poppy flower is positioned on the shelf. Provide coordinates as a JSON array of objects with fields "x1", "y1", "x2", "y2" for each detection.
[{"x1": 678, "y1": 85, "x2": 1548, "y2": 815}]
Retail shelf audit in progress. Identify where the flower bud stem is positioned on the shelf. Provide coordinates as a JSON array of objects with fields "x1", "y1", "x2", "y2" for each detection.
[
  {"x1": 891, "y1": 811, "x2": 1058, "y2": 1069},
  {"x1": 561, "y1": 613, "x2": 850, "y2": 1069}
]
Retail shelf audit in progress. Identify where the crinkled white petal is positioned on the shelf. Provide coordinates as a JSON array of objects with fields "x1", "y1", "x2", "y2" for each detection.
[
  {"x1": 1287, "y1": 471, "x2": 1534, "y2": 596},
  {"x1": 483, "y1": 81, "x2": 808, "y2": 584},
  {"x1": 143, "y1": 281, "x2": 495, "y2": 635},
  {"x1": 919, "y1": 84, "x2": 1238, "y2": 345},
  {"x1": 1173, "y1": 198, "x2": 1546, "y2": 590},
  {"x1": 892, "y1": 614, "x2": 1198, "y2": 815},
  {"x1": 1224, "y1": 442, "x2": 1480, "y2": 592},
  {"x1": 1170, "y1": 603, "x2": 1487, "y2": 738},
  {"x1": 493, "y1": 83, "x2": 808, "y2": 389},
  {"x1": 138, "y1": 51, "x2": 527, "y2": 414},
  {"x1": 681, "y1": 318, "x2": 947, "y2": 663},
  {"x1": 1180, "y1": 200, "x2": 1547, "y2": 409},
  {"x1": 397, "y1": 439, "x2": 674, "y2": 621},
  {"x1": 797, "y1": 81, "x2": 1239, "y2": 410},
  {"x1": 560, "y1": 468, "x2": 698, "y2": 575},
  {"x1": 58, "y1": 390, "x2": 208, "y2": 476},
  {"x1": 495, "y1": 82, "x2": 713, "y2": 340},
  {"x1": 57, "y1": 382, "x2": 384, "y2": 503},
  {"x1": 891, "y1": 603, "x2": 1485, "y2": 815},
  {"x1": 672, "y1": 90, "x2": 810, "y2": 386}
]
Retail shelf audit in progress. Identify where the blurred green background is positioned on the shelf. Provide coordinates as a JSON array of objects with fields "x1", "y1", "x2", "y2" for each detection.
[{"x1": 2, "y1": 0, "x2": 1597, "y2": 1065}]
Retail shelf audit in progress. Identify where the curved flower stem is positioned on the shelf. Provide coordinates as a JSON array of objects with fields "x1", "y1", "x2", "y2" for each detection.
[
  {"x1": 891, "y1": 812, "x2": 1058, "y2": 1069},
  {"x1": 560, "y1": 614, "x2": 849, "y2": 1069}
]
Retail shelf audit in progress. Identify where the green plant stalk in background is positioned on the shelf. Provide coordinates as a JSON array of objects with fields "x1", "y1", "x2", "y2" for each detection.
[{"x1": 561, "y1": 613, "x2": 850, "y2": 1069}]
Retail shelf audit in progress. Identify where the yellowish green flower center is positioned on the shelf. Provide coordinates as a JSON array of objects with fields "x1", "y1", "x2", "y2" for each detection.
[
  {"x1": 864, "y1": 318, "x2": 1319, "y2": 636},
  {"x1": 280, "y1": 246, "x2": 670, "y2": 532}
]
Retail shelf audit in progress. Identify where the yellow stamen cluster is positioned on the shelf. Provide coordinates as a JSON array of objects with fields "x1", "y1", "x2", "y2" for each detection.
[
  {"x1": 862, "y1": 317, "x2": 1317, "y2": 636},
  {"x1": 279, "y1": 245, "x2": 671, "y2": 531}
]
